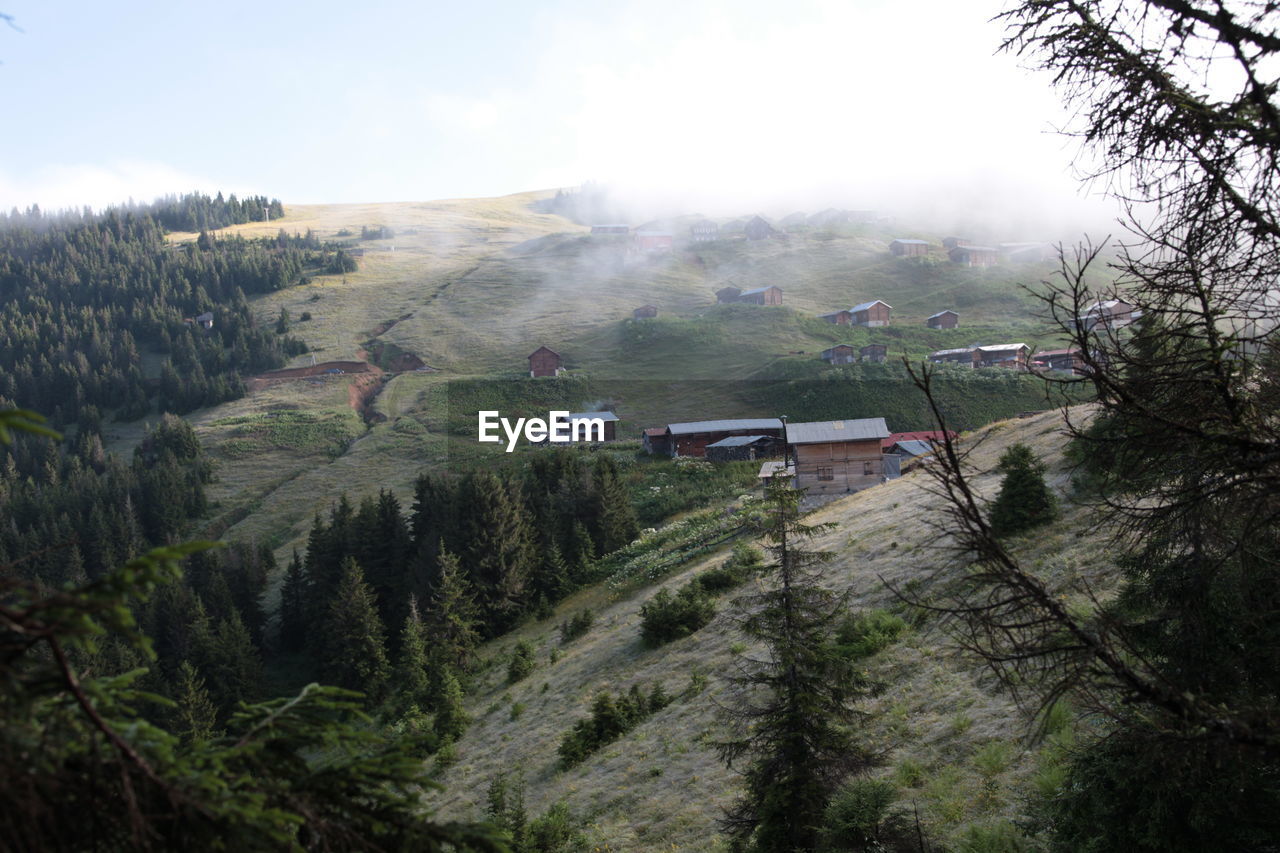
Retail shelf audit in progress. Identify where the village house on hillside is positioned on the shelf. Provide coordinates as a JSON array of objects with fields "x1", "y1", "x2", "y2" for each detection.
[
  {"x1": 1077, "y1": 299, "x2": 1140, "y2": 331},
  {"x1": 975, "y1": 343, "x2": 1031, "y2": 370},
  {"x1": 890, "y1": 238, "x2": 929, "y2": 257},
  {"x1": 1036, "y1": 347, "x2": 1085, "y2": 374},
  {"x1": 633, "y1": 230, "x2": 673, "y2": 252},
  {"x1": 942, "y1": 237, "x2": 970, "y2": 250},
  {"x1": 642, "y1": 427, "x2": 669, "y2": 455},
  {"x1": 632, "y1": 305, "x2": 658, "y2": 320},
  {"x1": 820, "y1": 309, "x2": 854, "y2": 325},
  {"x1": 927, "y1": 310, "x2": 960, "y2": 329},
  {"x1": 184, "y1": 311, "x2": 215, "y2": 331},
  {"x1": 716, "y1": 286, "x2": 743, "y2": 304},
  {"x1": 787, "y1": 417, "x2": 891, "y2": 494},
  {"x1": 662, "y1": 418, "x2": 784, "y2": 458},
  {"x1": 590, "y1": 224, "x2": 629, "y2": 235},
  {"x1": 821, "y1": 344, "x2": 857, "y2": 365},
  {"x1": 948, "y1": 245, "x2": 999, "y2": 267},
  {"x1": 928, "y1": 346, "x2": 978, "y2": 367},
  {"x1": 851, "y1": 300, "x2": 891, "y2": 327},
  {"x1": 744, "y1": 216, "x2": 779, "y2": 241},
  {"x1": 690, "y1": 220, "x2": 719, "y2": 242},
  {"x1": 739, "y1": 286, "x2": 783, "y2": 305},
  {"x1": 567, "y1": 410, "x2": 618, "y2": 442},
  {"x1": 860, "y1": 344, "x2": 887, "y2": 363},
  {"x1": 528, "y1": 346, "x2": 564, "y2": 378}
]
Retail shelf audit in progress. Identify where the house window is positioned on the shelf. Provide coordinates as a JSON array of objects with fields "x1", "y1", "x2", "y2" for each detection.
[
  {"x1": 817, "y1": 466, "x2": 834, "y2": 481},
  {"x1": 863, "y1": 461, "x2": 874, "y2": 476}
]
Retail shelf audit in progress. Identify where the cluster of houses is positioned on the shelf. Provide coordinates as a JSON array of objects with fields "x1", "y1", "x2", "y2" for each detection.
[{"x1": 890, "y1": 237, "x2": 1054, "y2": 267}]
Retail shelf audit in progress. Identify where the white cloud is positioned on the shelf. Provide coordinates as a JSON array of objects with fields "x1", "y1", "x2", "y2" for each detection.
[{"x1": 0, "y1": 161, "x2": 238, "y2": 213}]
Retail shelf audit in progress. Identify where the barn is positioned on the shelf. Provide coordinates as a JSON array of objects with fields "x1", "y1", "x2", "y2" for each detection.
[
  {"x1": 926, "y1": 310, "x2": 959, "y2": 329},
  {"x1": 739, "y1": 286, "x2": 783, "y2": 305},
  {"x1": 705, "y1": 435, "x2": 780, "y2": 462},
  {"x1": 715, "y1": 286, "x2": 743, "y2": 304},
  {"x1": 850, "y1": 300, "x2": 891, "y2": 327},
  {"x1": 690, "y1": 221, "x2": 719, "y2": 242},
  {"x1": 948, "y1": 245, "x2": 999, "y2": 267},
  {"x1": 632, "y1": 305, "x2": 658, "y2": 320},
  {"x1": 744, "y1": 216, "x2": 778, "y2": 240},
  {"x1": 528, "y1": 346, "x2": 564, "y2": 378},
  {"x1": 889, "y1": 238, "x2": 929, "y2": 257},
  {"x1": 665, "y1": 418, "x2": 784, "y2": 458},
  {"x1": 821, "y1": 344, "x2": 857, "y2": 365},
  {"x1": 786, "y1": 417, "x2": 892, "y2": 494},
  {"x1": 860, "y1": 344, "x2": 887, "y2": 363}
]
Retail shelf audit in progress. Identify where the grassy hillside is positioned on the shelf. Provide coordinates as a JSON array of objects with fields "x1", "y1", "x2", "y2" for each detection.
[{"x1": 426, "y1": 408, "x2": 1104, "y2": 851}]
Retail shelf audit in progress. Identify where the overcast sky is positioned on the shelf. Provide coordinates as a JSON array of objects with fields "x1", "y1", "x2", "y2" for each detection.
[{"x1": 0, "y1": 0, "x2": 1111, "y2": 225}]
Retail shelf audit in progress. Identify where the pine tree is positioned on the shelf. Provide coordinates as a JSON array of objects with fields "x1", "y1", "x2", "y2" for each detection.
[
  {"x1": 278, "y1": 548, "x2": 307, "y2": 652},
  {"x1": 460, "y1": 472, "x2": 534, "y2": 633},
  {"x1": 428, "y1": 547, "x2": 481, "y2": 673},
  {"x1": 396, "y1": 595, "x2": 432, "y2": 712},
  {"x1": 171, "y1": 660, "x2": 219, "y2": 743},
  {"x1": 589, "y1": 455, "x2": 639, "y2": 555},
  {"x1": 323, "y1": 557, "x2": 391, "y2": 702},
  {"x1": 988, "y1": 444, "x2": 1056, "y2": 538},
  {"x1": 200, "y1": 610, "x2": 263, "y2": 719},
  {"x1": 430, "y1": 665, "x2": 470, "y2": 741},
  {"x1": 717, "y1": 480, "x2": 874, "y2": 852}
]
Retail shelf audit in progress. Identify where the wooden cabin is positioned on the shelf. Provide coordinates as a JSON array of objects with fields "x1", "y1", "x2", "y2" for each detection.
[
  {"x1": 850, "y1": 300, "x2": 891, "y2": 327},
  {"x1": 195, "y1": 311, "x2": 214, "y2": 331},
  {"x1": 926, "y1": 310, "x2": 959, "y2": 329},
  {"x1": 1035, "y1": 348, "x2": 1085, "y2": 374},
  {"x1": 974, "y1": 343, "x2": 1031, "y2": 370},
  {"x1": 821, "y1": 344, "x2": 857, "y2": 365},
  {"x1": 928, "y1": 347, "x2": 977, "y2": 367},
  {"x1": 1077, "y1": 299, "x2": 1139, "y2": 331},
  {"x1": 744, "y1": 216, "x2": 778, "y2": 240},
  {"x1": 632, "y1": 305, "x2": 658, "y2": 320},
  {"x1": 566, "y1": 411, "x2": 618, "y2": 442},
  {"x1": 690, "y1": 221, "x2": 719, "y2": 242},
  {"x1": 739, "y1": 286, "x2": 783, "y2": 305},
  {"x1": 820, "y1": 309, "x2": 854, "y2": 325},
  {"x1": 942, "y1": 237, "x2": 970, "y2": 250},
  {"x1": 787, "y1": 418, "x2": 892, "y2": 494},
  {"x1": 665, "y1": 418, "x2": 784, "y2": 458},
  {"x1": 948, "y1": 245, "x2": 999, "y2": 267},
  {"x1": 715, "y1": 286, "x2": 743, "y2": 304},
  {"x1": 528, "y1": 346, "x2": 564, "y2": 378},
  {"x1": 642, "y1": 427, "x2": 670, "y2": 455},
  {"x1": 889, "y1": 238, "x2": 929, "y2": 257},
  {"x1": 860, "y1": 344, "x2": 887, "y2": 363}
]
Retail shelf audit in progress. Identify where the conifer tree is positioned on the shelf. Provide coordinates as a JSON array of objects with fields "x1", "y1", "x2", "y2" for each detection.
[
  {"x1": 589, "y1": 455, "x2": 639, "y2": 555},
  {"x1": 430, "y1": 665, "x2": 470, "y2": 741},
  {"x1": 323, "y1": 557, "x2": 391, "y2": 702},
  {"x1": 171, "y1": 660, "x2": 219, "y2": 744},
  {"x1": 460, "y1": 472, "x2": 534, "y2": 632},
  {"x1": 396, "y1": 595, "x2": 432, "y2": 712},
  {"x1": 717, "y1": 480, "x2": 873, "y2": 852},
  {"x1": 278, "y1": 548, "x2": 307, "y2": 652},
  {"x1": 535, "y1": 540, "x2": 571, "y2": 602},
  {"x1": 988, "y1": 443, "x2": 1056, "y2": 538},
  {"x1": 200, "y1": 610, "x2": 264, "y2": 719}
]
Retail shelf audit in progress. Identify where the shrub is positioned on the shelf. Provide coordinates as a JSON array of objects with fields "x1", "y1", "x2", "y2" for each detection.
[
  {"x1": 299, "y1": 311, "x2": 312, "y2": 322},
  {"x1": 694, "y1": 542, "x2": 764, "y2": 593},
  {"x1": 526, "y1": 800, "x2": 589, "y2": 852},
  {"x1": 557, "y1": 684, "x2": 670, "y2": 767},
  {"x1": 833, "y1": 608, "x2": 908, "y2": 660},
  {"x1": 819, "y1": 778, "x2": 905, "y2": 851},
  {"x1": 559, "y1": 609, "x2": 594, "y2": 644},
  {"x1": 955, "y1": 820, "x2": 1034, "y2": 853},
  {"x1": 639, "y1": 584, "x2": 716, "y2": 646},
  {"x1": 507, "y1": 641, "x2": 536, "y2": 683}
]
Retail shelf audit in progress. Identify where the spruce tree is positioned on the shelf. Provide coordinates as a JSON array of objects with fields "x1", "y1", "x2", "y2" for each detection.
[
  {"x1": 589, "y1": 455, "x2": 639, "y2": 555},
  {"x1": 171, "y1": 660, "x2": 219, "y2": 743},
  {"x1": 428, "y1": 547, "x2": 482, "y2": 673},
  {"x1": 988, "y1": 444, "x2": 1056, "y2": 538},
  {"x1": 278, "y1": 548, "x2": 307, "y2": 653},
  {"x1": 395, "y1": 595, "x2": 432, "y2": 712},
  {"x1": 717, "y1": 480, "x2": 874, "y2": 852},
  {"x1": 460, "y1": 472, "x2": 534, "y2": 633},
  {"x1": 323, "y1": 557, "x2": 391, "y2": 702},
  {"x1": 200, "y1": 610, "x2": 264, "y2": 719},
  {"x1": 430, "y1": 665, "x2": 470, "y2": 741}
]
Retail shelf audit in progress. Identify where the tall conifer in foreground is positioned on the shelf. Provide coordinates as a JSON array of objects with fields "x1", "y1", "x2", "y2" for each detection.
[
  {"x1": 324, "y1": 556, "x2": 391, "y2": 701},
  {"x1": 717, "y1": 480, "x2": 873, "y2": 852}
]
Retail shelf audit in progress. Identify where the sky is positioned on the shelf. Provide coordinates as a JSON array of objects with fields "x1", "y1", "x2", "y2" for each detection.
[{"x1": 0, "y1": 0, "x2": 1112, "y2": 228}]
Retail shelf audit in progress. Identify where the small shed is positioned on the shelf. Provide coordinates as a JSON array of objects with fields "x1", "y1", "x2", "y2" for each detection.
[
  {"x1": 927, "y1": 310, "x2": 959, "y2": 329},
  {"x1": 705, "y1": 435, "x2": 778, "y2": 462},
  {"x1": 632, "y1": 305, "x2": 659, "y2": 320},
  {"x1": 744, "y1": 216, "x2": 778, "y2": 241},
  {"x1": 739, "y1": 286, "x2": 783, "y2": 306},
  {"x1": 758, "y1": 460, "x2": 795, "y2": 485},
  {"x1": 642, "y1": 427, "x2": 670, "y2": 455},
  {"x1": 850, "y1": 300, "x2": 891, "y2": 327},
  {"x1": 821, "y1": 344, "x2": 857, "y2": 365},
  {"x1": 948, "y1": 245, "x2": 999, "y2": 267},
  {"x1": 860, "y1": 344, "x2": 887, "y2": 363},
  {"x1": 716, "y1": 286, "x2": 742, "y2": 304},
  {"x1": 528, "y1": 346, "x2": 564, "y2": 378},
  {"x1": 820, "y1": 310, "x2": 853, "y2": 325},
  {"x1": 690, "y1": 221, "x2": 719, "y2": 242},
  {"x1": 566, "y1": 411, "x2": 618, "y2": 442},
  {"x1": 889, "y1": 238, "x2": 929, "y2": 257}
]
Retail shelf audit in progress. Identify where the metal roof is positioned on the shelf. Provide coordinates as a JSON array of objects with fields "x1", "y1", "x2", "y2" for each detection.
[
  {"x1": 819, "y1": 310, "x2": 851, "y2": 318},
  {"x1": 930, "y1": 347, "x2": 975, "y2": 356},
  {"x1": 891, "y1": 238, "x2": 929, "y2": 244},
  {"x1": 567, "y1": 411, "x2": 619, "y2": 422},
  {"x1": 927, "y1": 310, "x2": 959, "y2": 319},
  {"x1": 952, "y1": 245, "x2": 998, "y2": 253},
  {"x1": 850, "y1": 299, "x2": 892, "y2": 312},
  {"x1": 785, "y1": 418, "x2": 890, "y2": 444},
  {"x1": 892, "y1": 439, "x2": 936, "y2": 457},
  {"x1": 667, "y1": 418, "x2": 783, "y2": 435},
  {"x1": 758, "y1": 460, "x2": 795, "y2": 479},
  {"x1": 739, "y1": 286, "x2": 780, "y2": 296},
  {"x1": 706, "y1": 435, "x2": 773, "y2": 448},
  {"x1": 976, "y1": 343, "x2": 1029, "y2": 352}
]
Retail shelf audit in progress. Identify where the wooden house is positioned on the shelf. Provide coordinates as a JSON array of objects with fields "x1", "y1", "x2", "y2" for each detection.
[
  {"x1": 821, "y1": 344, "x2": 857, "y2": 365},
  {"x1": 786, "y1": 418, "x2": 891, "y2": 494},
  {"x1": 195, "y1": 311, "x2": 214, "y2": 331},
  {"x1": 928, "y1": 346, "x2": 977, "y2": 367},
  {"x1": 948, "y1": 245, "x2": 999, "y2": 267},
  {"x1": 820, "y1": 309, "x2": 854, "y2": 325},
  {"x1": 632, "y1": 305, "x2": 658, "y2": 320},
  {"x1": 739, "y1": 286, "x2": 783, "y2": 306},
  {"x1": 850, "y1": 300, "x2": 891, "y2": 327},
  {"x1": 705, "y1": 434, "x2": 780, "y2": 462},
  {"x1": 665, "y1": 418, "x2": 784, "y2": 458},
  {"x1": 634, "y1": 230, "x2": 673, "y2": 252},
  {"x1": 744, "y1": 216, "x2": 778, "y2": 241},
  {"x1": 528, "y1": 346, "x2": 564, "y2": 378},
  {"x1": 591, "y1": 224, "x2": 629, "y2": 235},
  {"x1": 1077, "y1": 299, "x2": 1139, "y2": 331},
  {"x1": 566, "y1": 411, "x2": 618, "y2": 442},
  {"x1": 890, "y1": 238, "x2": 929, "y2": 257},
  {"x1": 1035, "y1": 347, "x2": 1085, "y2": 374},
  {"x1": 642, "y1": 427, "x2": 670, "y2": 455},
  {"x1": 860, "y1": 344, "x2": 887, "y2": 363},
  {"x1": 942, "y1": 237, "x2": 970, "y2": 250},
  {"x1": 926, "y1": 310, "x2": 959, "y2": 329},
  {"x1": 974, "y1": 343, "x2": 1031, "y2": 370},
  {"x1": 716, "y1": 286, "x2": 742, "y2": 304},
  {"x1": 690, "y1": 221, "x2": 719, "y2": 242}
]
